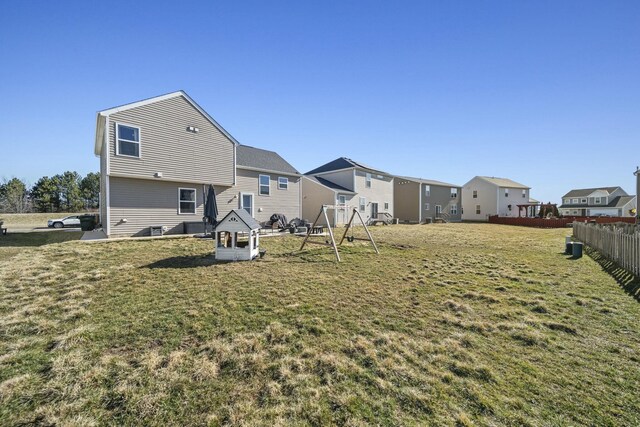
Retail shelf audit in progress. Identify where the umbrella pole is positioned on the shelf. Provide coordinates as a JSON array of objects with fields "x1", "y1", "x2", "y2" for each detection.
[{"x1": 203, "y1": 184, "x2": 207, "y2": 237}]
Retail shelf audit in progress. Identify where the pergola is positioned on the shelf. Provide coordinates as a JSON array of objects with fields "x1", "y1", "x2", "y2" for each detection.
[{"x1": 516, "y1": 203, "x2": 540, "y2": 218}]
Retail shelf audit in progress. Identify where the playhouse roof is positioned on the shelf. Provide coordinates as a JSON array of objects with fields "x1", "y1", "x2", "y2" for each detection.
[{"x1": 217, "y1": 209, "x2": 261, "y2": 230}]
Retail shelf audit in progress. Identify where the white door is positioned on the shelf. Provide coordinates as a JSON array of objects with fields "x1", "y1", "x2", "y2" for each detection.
[
  {"x1": 435, "y1": 205, "x2": 442, "y2": 218},
  {"x1": 240, "y1": 193, "x2": 254, "y2": 216}
]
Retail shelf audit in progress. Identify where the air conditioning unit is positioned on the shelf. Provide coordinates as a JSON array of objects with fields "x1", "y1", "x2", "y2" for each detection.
[{"x1": 149, "y1": 225, "x2": 164, "y2": 236}]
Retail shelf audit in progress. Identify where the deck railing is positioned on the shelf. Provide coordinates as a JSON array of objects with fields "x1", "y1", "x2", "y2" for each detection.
[{"x1": 573, "y1": 222, "x2": 640, "y2": 277}]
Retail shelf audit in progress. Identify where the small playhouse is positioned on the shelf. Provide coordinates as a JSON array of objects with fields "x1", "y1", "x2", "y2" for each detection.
[{"x1": 214, "y1": 209, "x2": 261, "y2": 261}]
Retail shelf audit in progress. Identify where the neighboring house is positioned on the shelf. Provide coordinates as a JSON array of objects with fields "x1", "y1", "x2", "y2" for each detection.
[
  {"x1": 394, "y1": 176, "x2": 462, "y2": 223},
  {"x1": 558, "y1": 187, "x2": 637, "y2": 217},
  {"x1": 461, "y1": 176, "x2": 531, "y2": 221},
  {"x1": 95, "y1": 91, "x2": 300, "y2": 237},
  {"x1": 217, "y1": 145, "x2": 301, "y2": 224},
  {"x1": 302, "y1": 157, "x2": 394, "y2": 226}
]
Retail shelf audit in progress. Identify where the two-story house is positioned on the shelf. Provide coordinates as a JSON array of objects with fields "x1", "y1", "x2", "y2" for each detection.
[
  {"x1": 558, "y1": 187, "x2": 636, "y2": 217},
  {"x1": 94, "y1": 91, "x2": 300, "y2": 237},
  {"x1": 461, "y1": 176, "x2": 531, "y2": 221},
  {"x1": 394, "y1": 176, "x2": 462, "y2": 223},
  {"x1": 302, "y1": 158, "x2": 394, "y2": 226}
]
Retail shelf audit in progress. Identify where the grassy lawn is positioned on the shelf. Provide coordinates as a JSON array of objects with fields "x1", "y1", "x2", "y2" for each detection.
[
  {"x1": 0, "y1": 212, "x2": 86, "y2": 230},
  {"x1": 1, "y1": 224, "x2": 639, "y2": 425}
]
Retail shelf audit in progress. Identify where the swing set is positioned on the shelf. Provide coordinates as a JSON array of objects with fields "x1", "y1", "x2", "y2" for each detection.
[{"x1": 299, "y1": 205, "x2": 379, "y2": 262}]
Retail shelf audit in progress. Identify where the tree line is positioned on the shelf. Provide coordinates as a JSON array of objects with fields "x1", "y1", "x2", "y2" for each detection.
[{"x1": 0, "y1": 172, "x2": 99, "y2": 213}]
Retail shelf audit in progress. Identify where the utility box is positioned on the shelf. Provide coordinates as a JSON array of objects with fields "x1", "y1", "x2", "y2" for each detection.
[{"x1": 149, "y1": 225, "x2": 164, "y2": 237}]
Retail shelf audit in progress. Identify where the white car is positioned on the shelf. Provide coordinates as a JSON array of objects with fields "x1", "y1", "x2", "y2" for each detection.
[{"x1": 47, "y1": 215, "x2": 81, "y2": 229}]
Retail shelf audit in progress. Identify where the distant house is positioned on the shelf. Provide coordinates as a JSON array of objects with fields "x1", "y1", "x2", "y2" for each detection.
[
  {"x1": 94, "y1": 91, "x2": 300, "y2": 237},
  {"x1": 302, "y1": 158, "x2": 394, "y2": 225},
  {"x1": 394, "y1": 176, "x2": 462, "y2": 223},
  {"x1": 461, "y1": 176, "x2": 531, "y2": 221},
  {"x1": 558, "y1": 187, "x2": 636, "y2": 217}
]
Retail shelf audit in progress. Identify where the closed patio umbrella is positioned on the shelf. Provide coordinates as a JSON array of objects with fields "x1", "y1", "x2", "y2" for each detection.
[{"x1": 204, "y1": 185, "x2": 218, "y2": 234}]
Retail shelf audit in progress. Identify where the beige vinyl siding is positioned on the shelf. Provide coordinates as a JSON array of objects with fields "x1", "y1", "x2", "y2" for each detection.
[
  {"x1": 354, "y1": 170, "x2": 394, "y2": 220},
  {"x1": 462, "y1": 178, "x2": 498, "y2": 221},
  {"x1": 99, "y1": 139, "x2": 107, "y2": 228},
  {"x1": 216, "y1": 169, "x2": 301, "y2": 223},
  {"x1": 108, "y1": 96, "x2": 235, "y2": 185},
  {"x1": 394, "y1": 179, "x2": 420, "y2": 222},
  {"x1": 109, "y1": 176, "x2": 215, "y2": 236},
  {"x1": 301, "y1": 177, "x2": 339, "y2": 226},
  {"x1": 315, "y1": 170, "x2": 354, "y2": 191}
]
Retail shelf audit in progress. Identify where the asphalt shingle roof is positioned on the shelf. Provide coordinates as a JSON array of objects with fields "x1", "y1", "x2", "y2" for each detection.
[
  {"x1": 305, "y1": 157, "x2": 389, "y2": 175},
  {"x1": 396, "y1": 176, "x2": 461, "y2": 188},
  {"x1": 217, "y1": 208, "x2": 261, "y2": 230},
  {"x1": 562, "y1": 187, "x2": 621, "y2": 198},
  {"x1": 558, "y1": 195, "x2": 636, "y2": 209},
  {"x1": 305, "y1": 175, "x2": 356, "y2": 193},
  {"x1": 478, "y1": 176, "x2": 530, "y2": 189},
  {"x1": 236, "y1": 145, "x2": 299, "y2": 175}
]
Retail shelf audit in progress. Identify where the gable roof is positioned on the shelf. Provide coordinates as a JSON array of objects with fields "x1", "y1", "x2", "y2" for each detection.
[
  {"x1": 396, "y1": 176, "x2": 461, "y2": 188},
  {"x1": 236, "y1": 145, "x2": 299, "y2": 175},
  {"x1": 562, "y1": 187, "x2": 621, "y2": 198},
  {"x1": 216, "y1": 208, "x2": 261, "y2": 230},
  {"x1": 305, "y1": 157, "x2": 390, "y2": 175},
  {"x1": 304, "y1": 175, "x2": 356, "y2": 194},
  {"x1": 474, "y1": 176, "x2": 530, "y2": 189},
  {"x1": 94, "y1": 90, "x2": 239, "y2": 156}
]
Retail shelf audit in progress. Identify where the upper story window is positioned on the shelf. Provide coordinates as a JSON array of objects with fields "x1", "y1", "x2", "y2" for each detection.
[
  {"x1": 450, "y1": 204, "x2": 458, "y2": 215},
  {"x1": 522, "y1": 189, "x2": 526, "y2": 198},
  {"x1": 504, "y1": 188, "x2": 509, "y2": 197},
  {"x1": 425, "y1": 203, "x2": 430, "y2": 211},
  {"x1": 450, "y1": 188, "x2": 458, "y2": 198},
  {"x1": 425, "y1": 185, "x2": 431, "y2": 197},
  {"x1": 580, "y1": 198, "x2": 587, "y2": 204},
  {"x1": 359, "y1": 197, "x2": 366, "y2": 212},
  {"x1": 564, "y1": 198, "x2": 570, "y2": 204},
  {"x1": 365, "y1": 173, "x2": 372, "y2": 188},
  {"x1": 259, "y1": 175, "x2": 270, "y2": 195},
  {"x1": 178, "y1": 188, "x2": 196, "y2": 214},
  {"x1": 278, "y1": 177, "x2": 288, "y2": 190},
  {"x1": 472, "y1": 190, "x2": 477, "y2": 198},
  {"x1": 572, "y1": 198, "x2": 578, "y2": 204},
  {"x1": 384, "y1": 202, "x2": 389, "y2": 210},
  {"x1": 338, "y1": 195, "x2": 347, "y2": 206},
  {"x1": 595, "y1": 197, "x2": 601, "y2": 204},
  {"x1": 116, "y1": 123, "x2": 140, "y2": 158}
]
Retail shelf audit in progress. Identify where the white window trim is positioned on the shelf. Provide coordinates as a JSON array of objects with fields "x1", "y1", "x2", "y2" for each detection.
[
  {"x1": 450, "y1": 188, "x2": 457, "y2": 198},
  {"x1": 580, "y1": 198, "x2": 587, "y2": 204},
  {"x1": 240, "y1": 192, "x2": 254, "y2": 216},
  {"x1": 595, "y1": 197, "x2": 601, "y2": 204},
  {"x1": 259, "y1": 174, "x2": 270, "y2": 196},
  {"x1": 338, "y1": 195, "x2": 347, "y2": 206},
  {"x1": 572, "y1": 198, "x2": 579, "y2": 204},
  {"x1": 450, "y1": 203, "x2": 458, "y2": 215},
  {"x1": 115, "y1": 122, "x2": 141, "y2": 158},
  {"x1": 365, "y1": 173, "x2": 372, "y2": 188},
  {"x1": 522, "y1": 189, "x2": 526, "y2": 198},
  {"x1": 476, "y1": 204, "x2": 481, "y2": 214},
  {"x1": 505, "y1": 189, "x2": 509, "y2": 197},
  {"x1": 425, "y1": 203, "x2": 430, "y2": 211},
  {"x1": 384, "y1": 202, "x2": 389, "y2": 210},
  {"x1": 178, "y1": 187, "x2": 197, "y2": 215},
  {"x1": 277, "y1": 177, "x2": 288, "y2": 190},
  {"x1": 359, "y1": 197, "x2": 366, "y2": 212},
  {"x1": 425, "y1": 185, "x2": 431, "y2": 197},
  {"x1": 472, "y1": 190, "x2": 477, "y2": 198}
]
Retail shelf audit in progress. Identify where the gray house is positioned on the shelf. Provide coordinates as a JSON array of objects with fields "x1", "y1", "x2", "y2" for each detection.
[
  {"x1": 302, "y1": 158, "x2": 394, "y2": 226},
  {"x1": 558, "y1": 187, "x2": 636, "y2": 217},
  {"x1": 394, "y1": 176, "x2": 462, "y2": 223},
  {"x1": 94, "y1": 91, "x2": 300, "y2": 237}
]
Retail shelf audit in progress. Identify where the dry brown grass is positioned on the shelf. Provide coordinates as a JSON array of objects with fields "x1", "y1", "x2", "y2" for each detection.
[{"x1": 1, "y1": 224, "x2": 639, "y2": 425}]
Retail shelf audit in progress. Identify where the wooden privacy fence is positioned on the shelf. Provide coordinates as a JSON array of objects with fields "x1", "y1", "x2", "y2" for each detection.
[
  {"x1": 489, "y1": 215, "x2": 636, "y2": 228},
  {"x1": 573, "y1": 222, "x2": 640, "y2": 277}
]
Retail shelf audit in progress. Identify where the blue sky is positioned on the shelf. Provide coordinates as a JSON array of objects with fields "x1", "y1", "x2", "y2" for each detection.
[{"x1": 1, "y1": 1, "x2": 638, "y2": 203}]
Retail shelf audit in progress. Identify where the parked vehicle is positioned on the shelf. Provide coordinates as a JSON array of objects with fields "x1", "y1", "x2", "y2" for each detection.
[{"x1": 47, "y1": 215, "x2": 81, "y2": 228}]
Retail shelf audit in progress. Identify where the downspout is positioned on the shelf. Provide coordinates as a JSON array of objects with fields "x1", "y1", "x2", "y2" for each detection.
[
  {"x1": 418, "y1": 183, "x2": 422, "y2": 223},
  {"x1": 104, "y1": 115, "x2": 111, "y2": 237}
]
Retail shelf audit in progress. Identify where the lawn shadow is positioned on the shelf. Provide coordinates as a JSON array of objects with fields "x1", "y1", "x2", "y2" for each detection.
[
  {"x1": 0, "y1": 231, "x2": 82, "y2": 247},
  {"x1": 585, "y1": 246, "x2": 640, "y2": 302},
  {"x1": 143, "y1": 254, "x2": 222, "y2": 269}
]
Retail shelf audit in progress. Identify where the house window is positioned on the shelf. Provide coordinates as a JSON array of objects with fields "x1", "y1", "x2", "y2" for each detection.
[
  {"x1": 365, "y1": 173, "x2": 372, "y2": 188},
  {"x1": 595, "y1": 197, "x2": 601, "y2": 204},
  {"x1": 450, "y1": 204, "x2": 458, "y2": 215},
  {"x1": 425, "y1": 185, "x2": 430, "y2": 197},
  {"x1": 338, "y1": 195, "x2": 347, "y2": 206},
  {"x1": 564, "y1": 198, "x2": 570, "y2": 204},
  {"x1": 572, "y1": 198, "x2": 578, "y2": 204},
  {"x1": 359, "y1": 197, "x2": 366, "y2": 212},
  {"x1": 278, "y1": 177, "x2": 288, "y2": 190},
  {"x1": 116, "y1": 123, "x2": 140, "y2": 157},
  {"x1": 425, "y1": 203, "x2": 430, "y2": 211},
  {"x1": 476, "y1": 205, "x2": 481, "y2": 215},
  {"x1": 178, "y1": 188, "x2": 196, "y2": 214},
  {"x1": 450, "y1": 188, "x2": 457, "y2": 198},
  {"x1": 472, "y1": 190, "x2": 477, "y2": 198},
  {"x1": 580, "y1": 198, "x2": 587, "y2": 204},
  {"x1": 384, "y1": 202, "x2": 389, "y2": 210},
  {"x1": 505, "y1": 189, "x2": 509, "y2": 197},
  {"x1": 259, "y1": 175, "x2": 270, "y2": 195},
  {"x1": 522, "y1": 189, "x2": 526, "y2": 198}
]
